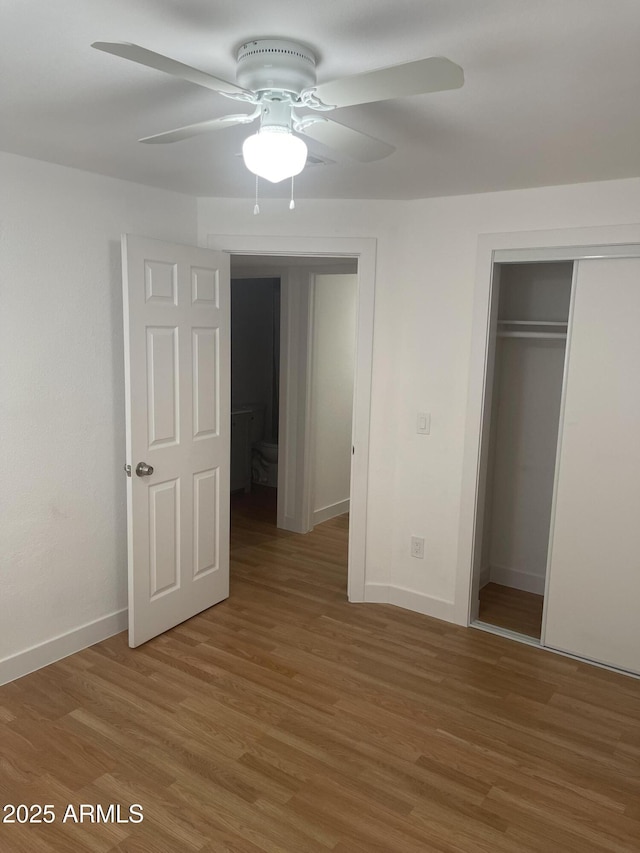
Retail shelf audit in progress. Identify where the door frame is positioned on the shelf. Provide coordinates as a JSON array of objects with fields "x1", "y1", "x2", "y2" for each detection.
[
  {"x1": 455, "y1": 224, "x2": 640, "y2": 628},
  {"x1": 208, "y1": 234, "x2": 377, "y2": 603}
]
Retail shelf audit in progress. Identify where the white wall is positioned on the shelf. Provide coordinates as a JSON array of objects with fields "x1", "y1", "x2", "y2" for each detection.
[
  {"x1": 310, "y1": 274, "x2": 357, "y2": 523},
  {"x1": 398, "y1": 181, "x2": 640, "y2": 621},
  {"x1": 199, "y1": 178, "x2": 640, "y2": 623},
  {"x1": 0, "y1": 152, "x2": 197, "y2": 681},
  {"x1": 487, "y1": 337, "x2": 566, "y2": 594}
]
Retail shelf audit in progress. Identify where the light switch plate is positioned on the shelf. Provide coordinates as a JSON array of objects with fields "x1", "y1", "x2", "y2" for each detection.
[{"x1": 417, "y1": 412, "x2": 431, "y2": 434}]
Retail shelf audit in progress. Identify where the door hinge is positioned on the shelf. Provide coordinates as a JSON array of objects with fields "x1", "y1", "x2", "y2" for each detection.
[{"x1": 124, "y1": 464, "x2": 132, "y2": 477}]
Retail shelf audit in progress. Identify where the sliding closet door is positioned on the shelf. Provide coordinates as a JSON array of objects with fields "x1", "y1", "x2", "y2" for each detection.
[{"x1": 544, "y1": 257, "x2": 640, "y2": 674}]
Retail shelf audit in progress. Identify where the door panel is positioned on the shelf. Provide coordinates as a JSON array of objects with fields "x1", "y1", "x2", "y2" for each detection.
[
  {"x1": 192, "y1": 327, "x2": 219, "y2": 438},
  {"x1": 193, "y1": 467, "x2": 219, "y2": 578},
  {"x1": 122, "y1": 235, "x2": 230, "y2": 647},
  {"x1": 147, "y1": 326, "x2": 179, "y2": 447},
  {"x1": 543, "y1": 257, "x2": 640, "y2": 674},
  {"x1": 149, "y1": 478, "x2": 180, "y2": 597}
]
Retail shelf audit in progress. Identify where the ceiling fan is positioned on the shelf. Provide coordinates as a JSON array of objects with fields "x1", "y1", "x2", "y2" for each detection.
[{"x1": 92, "y1": 38, "x2": 464, "y2": 183}]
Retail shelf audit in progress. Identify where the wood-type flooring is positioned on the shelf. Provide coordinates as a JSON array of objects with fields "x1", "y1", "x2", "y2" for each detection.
[
  {"x1": 478, "y1": 582, "x2": 544, "y2": 639},
  {"x1": 1, "y1": 487, "x2": 639, "y2": 852}
]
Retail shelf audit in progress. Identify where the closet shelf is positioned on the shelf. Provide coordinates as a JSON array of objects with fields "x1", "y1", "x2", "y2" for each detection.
[
  {"x1": 499, "y1": 320, "x2": 567, "y2": 326},
  {"x1": 498, "y1": 331, "x2": 567, "y2": 339},
  {"x1": 498, "y1": 319, "x2": 568, "y2": 340}
]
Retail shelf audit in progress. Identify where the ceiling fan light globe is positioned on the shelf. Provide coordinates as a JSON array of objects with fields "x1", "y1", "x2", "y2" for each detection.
[{"x1": 242, "y1": 128, "x2": 307, "y2": 183}]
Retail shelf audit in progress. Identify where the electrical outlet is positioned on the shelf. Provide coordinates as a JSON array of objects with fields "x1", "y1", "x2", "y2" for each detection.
[{"x1": 411, "y1": 536, "x2": 425, "y2": 559}]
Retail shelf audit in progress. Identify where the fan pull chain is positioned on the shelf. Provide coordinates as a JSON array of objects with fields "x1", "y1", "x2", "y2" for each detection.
[
  {"x1": 289, "y1": 176, "x2": 296, "y2": 210},
  {"x1": 253, "y1": 175, "x2": 260, "y2": 215}
]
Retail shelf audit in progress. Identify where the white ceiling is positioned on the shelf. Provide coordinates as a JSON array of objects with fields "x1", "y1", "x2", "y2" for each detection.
[{"x1": 3, "y1": 1, "x2": 640, "y2": 200}]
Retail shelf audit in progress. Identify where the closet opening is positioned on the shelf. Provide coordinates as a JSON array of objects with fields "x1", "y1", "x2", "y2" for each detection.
[{"x1": 473, "y1": 261, "x2": 573, "y2": 642}]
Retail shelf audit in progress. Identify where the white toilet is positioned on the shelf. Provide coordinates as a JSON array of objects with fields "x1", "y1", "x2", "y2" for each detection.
[{"x1": 246, "y1": 404, "x2": 278, "y2": 487}]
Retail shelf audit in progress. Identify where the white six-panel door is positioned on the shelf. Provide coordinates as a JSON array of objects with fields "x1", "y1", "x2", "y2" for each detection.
[
  {"x1": 122, "y1": 235, "x2": 230, "y2": 647},
  {"x1": 543, "y1": 257, "x2": 640, "y2": 674}
]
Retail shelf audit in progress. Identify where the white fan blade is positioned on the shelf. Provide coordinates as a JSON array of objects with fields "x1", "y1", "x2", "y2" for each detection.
[
  {"x1": 313, "y1": 56, "x2": 463, "y2": 108},
  {"x1": 91, "y1": 42, "x2": 250, "y2": 96},
  {"x1": 300, "y1": 119, "x2": 394, "y2": 162},
  {"x1": 140, "y1": 115, "x2": 252, "y2": 144}
]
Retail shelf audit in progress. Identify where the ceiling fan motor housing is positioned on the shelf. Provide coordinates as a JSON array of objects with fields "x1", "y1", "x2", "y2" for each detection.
[{"x1": 236, "y1": 39, "x2": 317, "y2": 95}]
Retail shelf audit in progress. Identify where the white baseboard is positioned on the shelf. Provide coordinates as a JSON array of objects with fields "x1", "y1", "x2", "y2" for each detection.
[
  {"x1": 280, "y1": 515, "x2": 310, "y2": 534},
  {"x1": 490, "y1": 564, "x2": 546, "y2": 595},
  {"x1": 365, "y1": 583, "x2": 455, "y2": 623},
  {"x1": 313, "y1": 499, "x2": 350, "y2": 526},
  {"x1": 0, "y1": 609, "x2": 128, "y2": 686},
  {"x1": 479, "y1": 565, "x2": 491, "y2": 589}
]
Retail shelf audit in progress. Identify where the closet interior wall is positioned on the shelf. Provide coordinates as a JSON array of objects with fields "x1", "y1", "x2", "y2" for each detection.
[{"x1": 479, "y1": 262, "x2": 573, "y2": 635}]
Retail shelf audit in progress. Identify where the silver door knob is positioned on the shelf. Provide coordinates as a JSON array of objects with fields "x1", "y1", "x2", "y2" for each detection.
[{"x1": 136, "y1": 462, "x2": 154, "y2": 477}]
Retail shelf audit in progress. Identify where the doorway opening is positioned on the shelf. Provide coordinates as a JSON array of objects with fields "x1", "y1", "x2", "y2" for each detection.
[{"x1": 229, "y1": 254, "x2": 358, "y2": 596}]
